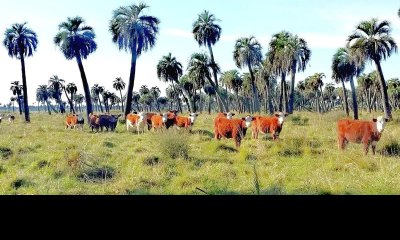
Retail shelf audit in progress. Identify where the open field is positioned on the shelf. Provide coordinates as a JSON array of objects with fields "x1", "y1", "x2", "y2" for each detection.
[{"x1": 0, "y1": 111, "x2": 400, "y2": 195}]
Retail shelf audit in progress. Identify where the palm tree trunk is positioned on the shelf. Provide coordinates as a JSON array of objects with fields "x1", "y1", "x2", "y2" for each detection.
[
  {"x1": 341, "y1": 80, "x2": 350, "y2": 117},
  {"x1": 119, "y1": 90, "x2": 124, "y2": 112},
  {"x1": 279, "y1": 73, "x2": 286, "y2": 112},
  {"x1": 288, "y1": 66, "x2": 296, "y2": 114},
  {"x1": 17, "y1": 96, "x2": 23, "y2": 115},
  {"x1": 207, "y1": 43, "x2": 225, "y2": 112},
  {"x1": 374, "y1": 59, "x2": 392, "y2": 120},
  {"x1": 63, "y1": 89, "x2": 75, "y2": 114},
  {"x1": 124, "y1": 40, "x2": 138, "y2": 117},
  {"x1": 205, "y1": 76, "x2": 229, "y2": 113},
  {"x1": 75, "y1": 53, "x2": 93, "y2": 123},
  {"x1": 349, "y1": 76, "x2": 358, "y2": 120},
  {"x1": 20, "y1": 54, "x2": 30, "y2": 122},
  {"x1": 208, "y1": 95, "x2": 212, "y2": 115},
  {"x1": 248, "y1": 64, "x2": 260, "y2": 113}
]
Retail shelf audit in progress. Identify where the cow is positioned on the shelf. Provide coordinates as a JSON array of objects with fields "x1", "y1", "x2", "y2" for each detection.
[
  {"x1": 65, "y1": 114, "x2": 78, "y2": 129},
  {"x1": 252, "y1": 112, "x2": 288, "y2": 140},
  {"x1": 214, "y1": 115, "x2": 255, "y2": 148},
  {"x1": 89, "y1": 113, "x2": 100, "y2": 132},
  {"x1": 126, "y1": 112, "x2": 147, "y2": 134},
  {"x1": 165, "y1": 110, "x2": 178, "y2": 129},
  {"x1": 76, "y1": 114, "x2": 84, "y2": 130},
  {"x1": 98, "y1": 114, "x2": 121, "y2": 132},
  {"x1": 174, "y1": 113, "x2": 199, "y2": 132},
  {"x1": 337, "y1": 116, "x2": 389, "y2": 155},
  {"x1": 217, "y1": 112, "x2": 235, "y2": 120},
  {"x1": 151, "y1": 112, "x2": 169, "y2": 132}
]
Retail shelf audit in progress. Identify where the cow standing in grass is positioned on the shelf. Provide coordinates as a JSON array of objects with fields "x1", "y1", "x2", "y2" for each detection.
[
  {"x1": 174, "y1": 113, "x2": 198, "y2": 132},
  {"x1": 337, "y1": 116, "x2": 389, "y2": 155},
  {"x1": 126, "y1": 112, "x2": 146, "y2": 134},
  {"x1": 252, "y1": 112, "x2": 288, "y2": 140},
  {"x1": 214, "y1": 115, "x2": 255, "y2": 147}
]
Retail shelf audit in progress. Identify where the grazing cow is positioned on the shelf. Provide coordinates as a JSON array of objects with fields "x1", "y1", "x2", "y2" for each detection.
[
  {"x1": 165, "y1": 111, "x2": 178, "y2": 129},
  {"x1": 126, "y1": 112, "x2": 147, "y2": 134},
  {"x1": 65, "y1": 114, "x2": 78, "y2": 129},
  {"x1": 151, "y1": 113, "x2": 168, "y2": 131},
  {"x1": 252, "y1": 112, "x2": 288, "y2": 140},
  {"x1": 214, "y1": 115, "x2": 255, "y2": 147},
  {"x1": 217, "y1": 112, "x2": 235, "y2": 120},
  {"x1": 144, "y1": 112, "x2": 158, "y2": 130},
  {"x1": 337, "y1": 116, "x2": 389, "y2": 155},
  {"x1": 174, "y1": 113, "x2": 199, "y2": 131},
  {"x1": 7, "y1": 114, "x2": 15, "y2": 123}
]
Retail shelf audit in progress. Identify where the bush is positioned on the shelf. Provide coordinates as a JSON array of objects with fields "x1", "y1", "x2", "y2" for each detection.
[
  {"x1": 291, "y1": 115, "x2": 309, "y2": 126},
  {"x1": 0, "y1": 147, "x2": 13, "y2": 160},
  {"x1": 155, "y1": 131, "x2": 190, "y2": 160}
]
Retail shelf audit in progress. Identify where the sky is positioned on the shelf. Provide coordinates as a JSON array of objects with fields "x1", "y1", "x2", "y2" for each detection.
[{"x1": 1, "y1": 0, "x2": 400, "y2": 105}]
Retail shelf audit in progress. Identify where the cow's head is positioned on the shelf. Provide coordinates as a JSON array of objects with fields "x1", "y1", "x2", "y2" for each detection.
[
  {"x1": 373, "y1": 116, "x2": 389, "y2": 133},
  {"x1": 169, "y1": 110, "x2": 178, "y2": 116},
  {"x1": 161, "y1": 113, "x2": 168, "y2": 123},
  {"x1": 138, "y1": 112, "x2": 146, "y2": 121},
  {"x1": 275, "y1": 112, "x2": 288, "y2": 125},
  {"x1": 224, "y1": 112, "x2": 235, "y2": 120},
  {"x1": 242, "y1": 115, "x2": 256, "y2": 128},
  {"x1": 189, "y1": 113, "x2": 199, "y2": 124}
]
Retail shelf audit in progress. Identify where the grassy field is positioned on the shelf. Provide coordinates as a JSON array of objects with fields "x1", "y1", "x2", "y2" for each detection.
[{"x1": 1, "y1": 111, "x2": 400, "y2": 195}]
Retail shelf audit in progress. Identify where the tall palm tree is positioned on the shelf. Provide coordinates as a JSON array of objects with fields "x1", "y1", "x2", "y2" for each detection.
[
  {"x1": 110, "y1": 3, "x2": 160, "y2": 117},
  {"x1": 54, "y1": 17, "x2": 96, "y2": 121},
  {"x1": 156, "y1": 53, "x2": 195, "y2": 112},
  {"x1": 187, "y1": 52, "x2": 228, "y2": 112},
  {"x1": 332, "y1": 48, "x2": 364, "y2": 119},
  {"x1": 102, "y1": 90, "x2": 112, "y2": 113},
  {"x1": 65, "y1": 83, "x2": 77, "y2": 113},
  {"x1": 233, "y1": 36, "x2": 263, "y2": 113},
  {"x1": 258, "y1": 60, "x2": 275, "y2": 114},
  {"x1": 150, "y1": 86, "x2": 161, "y2": 111},
  {"x1": 10, "y1": 81, "x2": 23, "y2": 115},
  {"x1": 203, "y1": 84, "x2": 216, "y2": 114},
  {"x1": 3, "y1": 23, "x2": 38, "y2": 122},
  {"x1": 192, "y1": 10, "x2": 224, "y2": 112},
  {"x1": 132, "y1": 92, "x2": 141, "y2": 111},
  {"x1": 74, "y1": 93, "x2": 85, "y2": 112},
  {"x1": 113, "y1": 77, "x2": 126, "y2": 111},
  {"x1": 220, "y1": 70, "x2": 242, "y2": 111},
  {"x1": 48, "y1": 75, "x2": 66, "y2": 113},
  {"x1": 347, "y1": 18, "x2": 397, "y2": 120}
]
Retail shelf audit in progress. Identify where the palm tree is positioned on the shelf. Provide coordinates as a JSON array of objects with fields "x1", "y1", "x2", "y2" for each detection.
[
  {"x1": 36, "y1": 85, "x2": 52, "y2": 115},
  {"x1": 132, "y1": 92, "x2": 141, "y2": 111},
  {"x1": 3, "y1": 23, "x2": 38, "y2": 122},
  {"x1": 203, "y1": 84, "x2": 216, "y2": 114},
  {"x1": 150, "y1": 86, "x2": 161, "y2": 111},
  {"x1": 166, "y1": 85, "x2": 182, "y2": 112},
  {"x1": 332, "y1": 48, "x2": 364, "y2": 119},
  {"x1": 48, "y1": 75, "x2": 66, "y2": 113},
  {"x1": 10, "y1": 81, "x2": 23, "y2": 115},
  {"x1": 54, "y1": 16, "x2": 97, "y2": 121},
  {"x1": 91, "y1": 84, "x2": 105, "y2": 112},
  {"x1": 74, "y1": 94, "x2": 85, "y2": 112},
  {"x1": 156, "y1": 53, "x2": 195, "y2": 112},
  {"x1": 257, "y1": 60, "x2": 275, "y2": 114},
  {"x1": 102, "y1": 90, "x2": 112, "y2": 113},
  {"x1": 347, "y1": 18, "x2": 397, "y2": 120},
  {"x1": 192, "y1": 10, "x2": 224, "y2": 112},
  {"x1": 110, "y1": 3, "x2": 160, "y2": 117},
  {"x1": 65, "y1": 83, "x2": 77, "y2": 113},
  {"x1": 187, "y1": 52, "x2": 228, "y2": 112},
  {"x1": 113, "y1": 77, "x2": 126, "y2": 111},
  {"x1": 220, "y1": 70, "x2": 242, "y2": 111},
  {"x1": 233, "y1": 36, "x2": 263, "y2": 113}
]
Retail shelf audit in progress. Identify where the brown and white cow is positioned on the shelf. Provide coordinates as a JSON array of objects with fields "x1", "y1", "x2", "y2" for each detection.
[
  {"x1": 337, "y1": 116, "x2": 389, "y2": 155},
  {"x1": 126, "y1": 112, "x2": 147, "y2": 134},
  {"x1": 252, "y1": 112, "x2": 288, "y2": 140},
  {"x1": 174, "y1": 113, "x2": 199, "y2": 131},
  {"x1": 65, "y1": 114, "x2": 78, "y2": 129},
  {"x1": 89, "y1": 113, "x2": 100, "y2": 132},
  {"x1": 217, "y1": 112, "x2": 235, "y2": 120},
  {"x1": 214, "y1": 115, "x2": 255, "y2": 147},
  {"x1": 151, "y1": 112, "x2": 169, "y2": 132}
]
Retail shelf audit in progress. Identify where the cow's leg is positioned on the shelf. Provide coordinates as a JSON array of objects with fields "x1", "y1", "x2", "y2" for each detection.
[
  {"x1": 235, "y1": 134, "x2": 241, "y2": 148},
  {"x1": 362, "y1": 138, "x2": 371, "y2": 155},
  {"x1": 338, "y1": 135, "x2": 346, "y2": 150}
]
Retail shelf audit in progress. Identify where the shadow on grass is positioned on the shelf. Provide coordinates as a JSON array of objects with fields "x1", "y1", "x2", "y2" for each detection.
[
  {"x1": 0, "y1": 147, "x2": 13, "y2": 160},
  {"x1": 192, "y1": 129, "x2": 214, "y2": 138},
  {"x1": 77, "y1": 165, "x2": 115, "y2": 183},
  {"x1": 379, "y1": 142, "x2": 400, "y2": 157},
  {"x1": 217, "y1": 144, "x2": 238, "y2": 153}
]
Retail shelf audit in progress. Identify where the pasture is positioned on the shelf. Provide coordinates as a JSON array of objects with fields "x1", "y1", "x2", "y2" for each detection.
[{"x1": 0, "y1": 111, "x2": 400, "y2": 195}]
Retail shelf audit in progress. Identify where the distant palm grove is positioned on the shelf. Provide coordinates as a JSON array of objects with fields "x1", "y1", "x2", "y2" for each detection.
[{"x1": 3, "y1": 3, "x2": 400, "y2": 122}]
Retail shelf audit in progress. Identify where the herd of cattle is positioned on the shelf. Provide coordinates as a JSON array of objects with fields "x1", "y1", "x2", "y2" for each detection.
[{"x1": 0, "y1": 110, "x2": 388, "y2": 156}]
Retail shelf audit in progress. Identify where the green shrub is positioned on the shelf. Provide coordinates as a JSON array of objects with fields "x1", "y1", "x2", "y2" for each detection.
[
  {"x1": 156, "y1": 131, "x2": 190, "y2": 160},
  {"x1": 0, "y1": 147, "x2": 13, "y2": 160}
]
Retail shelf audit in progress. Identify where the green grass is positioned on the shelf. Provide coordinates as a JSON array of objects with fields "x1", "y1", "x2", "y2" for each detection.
[{"x1": 1, "y1": 111, "x2": 400, "y2": 195}]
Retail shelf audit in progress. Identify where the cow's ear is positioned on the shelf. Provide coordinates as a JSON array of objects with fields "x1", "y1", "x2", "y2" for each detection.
[
  {"x1": 231, "y1": 113, "x2": 236, "y2": 116},
  {"x1": 133, "y1": 111, "x2": 138, "y2": 114},
  {"x1": 275, "y1": 114, "x2": 280, "y2": 117},
  {"x1": 373, "y1": 118, "x2": 377, "y2": 122}
]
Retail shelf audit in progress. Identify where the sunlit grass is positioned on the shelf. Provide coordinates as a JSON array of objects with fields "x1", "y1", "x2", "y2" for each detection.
[{"x1": 0, "y1": 110, "x2": 400, "y2": 195}]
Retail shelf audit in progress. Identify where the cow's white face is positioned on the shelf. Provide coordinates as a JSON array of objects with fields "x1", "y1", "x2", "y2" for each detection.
[
  {"x1": 275, "y1": 112, "x2": 286, "y2": 125},
  {"x1": 162, "y1": 113, "x2": 168, "y2": 123},
  {"x1": 138, "y1": 112, "x2": 146, "y2": 122},
  {"x1": 244, "y1": 116, "x2": 253, "y2": 128},
  {"x1": 376, "y1": 116, "x2": 387, "y2": 133},
  {"x1": 226, "y1": 112, "x2": 235, "y2": 120},
  {"x1": 189, "y1": 113, "x2": 198, "y2": 124}
]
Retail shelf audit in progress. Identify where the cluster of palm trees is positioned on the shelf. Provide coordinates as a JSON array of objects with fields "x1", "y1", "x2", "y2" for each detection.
[{"x1": 2, "y1": 2, "x2": 398, "y2": 123}]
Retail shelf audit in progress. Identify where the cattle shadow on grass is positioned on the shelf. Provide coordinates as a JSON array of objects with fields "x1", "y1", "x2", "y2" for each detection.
[
  {"x1": 379, "y1": 142, "x2": 400, "y2": 157},
  {"x1": 77, "y1": 165, "x2": 115, "y2": 183},
  {"x1": 217, "y1": 144, "x2": 238, "y2": 153},
  {"x1": 192, "y1": 129, "x2": 214, "y2": 138}
]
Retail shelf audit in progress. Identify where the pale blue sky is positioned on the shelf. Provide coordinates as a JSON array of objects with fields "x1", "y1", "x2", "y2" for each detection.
[{"x1": 1, "y1": 0, "x2": 400, "y2": 104}]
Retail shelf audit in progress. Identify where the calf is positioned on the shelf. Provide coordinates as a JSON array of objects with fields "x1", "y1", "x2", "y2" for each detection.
[
  {"x1": 89, "y1": 114, "x2": 100, "y2": 132},
  {"x1": 76, "y1": 114, "x2": 84, "y2": 130},
  {"x1": 337, "y1": 116, "x2": 389, "y2": 155},
  {"x1": 174, "y1": 113, "x2": 199, "y2": 132},
  {"x1": 126, "y1": 112, "x2": 146, "y2": 134},
  {"x1": 214, "y1": 115, "x2": 255, "y2": 147},
  {"x1": 98, "y1": 114, "x2": 121, "y2": 132},
  {"x1": 252, "y1": 112, "x2": 288, "y2": 140}
]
